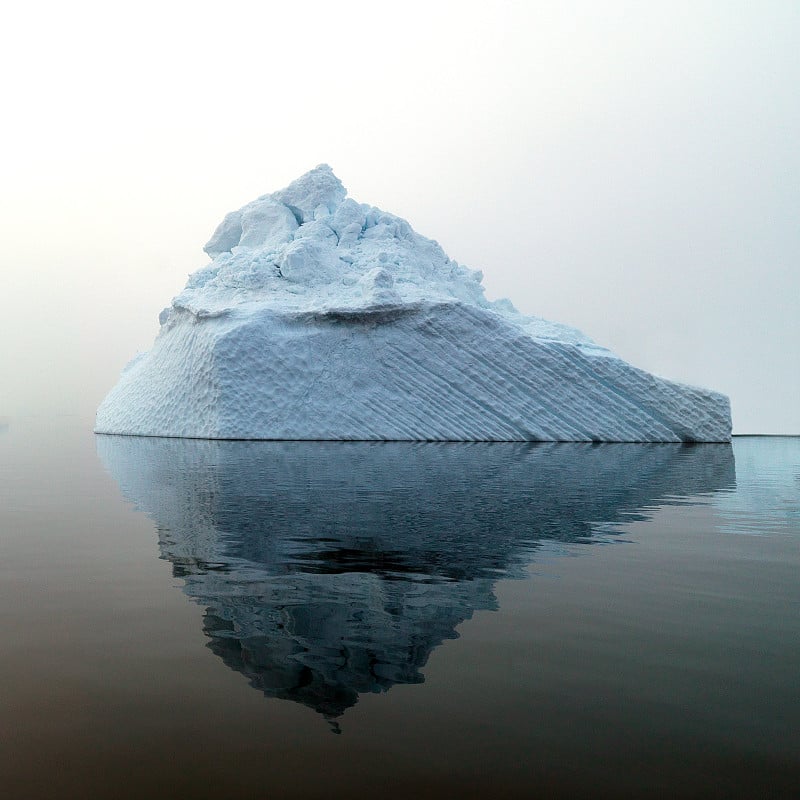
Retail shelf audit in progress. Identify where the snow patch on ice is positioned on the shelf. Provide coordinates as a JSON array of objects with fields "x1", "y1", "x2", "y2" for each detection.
[{"x1": 179, "y1": 165, "x2": 522, "y2": 329}]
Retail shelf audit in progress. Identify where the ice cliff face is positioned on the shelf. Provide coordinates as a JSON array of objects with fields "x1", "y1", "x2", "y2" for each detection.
[{"x1": 95, "y1": 165, "x2": 732, "y2": 441}]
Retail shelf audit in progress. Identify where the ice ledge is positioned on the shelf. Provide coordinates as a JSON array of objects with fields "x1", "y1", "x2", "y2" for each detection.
[{"x1": 96, "y1": 299, "x2": 731, "y2": 442}]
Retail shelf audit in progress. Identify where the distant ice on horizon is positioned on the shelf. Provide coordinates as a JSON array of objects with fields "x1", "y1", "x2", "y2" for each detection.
[{"x1": 95, "y1": 166, "x2": 731, "y2": 442}]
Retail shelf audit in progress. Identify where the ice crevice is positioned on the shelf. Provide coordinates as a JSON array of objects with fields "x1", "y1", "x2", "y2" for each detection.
[{"x1": 96, "y1": 165, "x2": 732, "y2": 442}]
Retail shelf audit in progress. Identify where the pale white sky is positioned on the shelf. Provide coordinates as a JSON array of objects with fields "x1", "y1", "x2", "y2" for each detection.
[{"x1": 1, "y1": 0, "x2": 798, "y2": 432}]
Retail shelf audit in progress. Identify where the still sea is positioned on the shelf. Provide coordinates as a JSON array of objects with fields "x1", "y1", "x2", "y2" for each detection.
[{"x1": 1, "y1": 418, "x2": 798, "y2": 799}]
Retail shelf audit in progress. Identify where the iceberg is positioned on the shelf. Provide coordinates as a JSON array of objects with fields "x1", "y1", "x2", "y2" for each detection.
[{"x1": 95, "y1": 165, "x2": 731, "y2": 441}]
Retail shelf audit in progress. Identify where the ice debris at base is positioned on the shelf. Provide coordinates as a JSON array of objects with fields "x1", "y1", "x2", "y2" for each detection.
[{"x1": 95, "y1": 165, "x2": 732, "y2": 442}]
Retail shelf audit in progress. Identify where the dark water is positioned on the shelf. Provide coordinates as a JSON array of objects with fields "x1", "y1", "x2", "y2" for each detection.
[{"x1": 1, "y1": 420, "x2": 798, "y2": 799}]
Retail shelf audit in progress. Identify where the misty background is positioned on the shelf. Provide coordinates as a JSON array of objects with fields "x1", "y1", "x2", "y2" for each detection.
[{"x1": 1, "y1": 1, "x2": 797, "y2": 433}]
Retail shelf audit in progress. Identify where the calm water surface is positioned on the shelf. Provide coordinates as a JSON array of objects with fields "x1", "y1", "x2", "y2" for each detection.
[{"x1": 0, "y1": 419, "x2": 798, "y2": 799}]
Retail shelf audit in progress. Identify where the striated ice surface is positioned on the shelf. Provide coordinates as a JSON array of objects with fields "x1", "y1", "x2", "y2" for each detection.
[{"x1": 96, "y1": 165, "x2": 732, "y2": 441}]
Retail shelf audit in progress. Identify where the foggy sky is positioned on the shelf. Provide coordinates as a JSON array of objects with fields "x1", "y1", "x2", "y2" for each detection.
[{"x1": 2, "y1": 1, "x2": 798, "y2": 433}]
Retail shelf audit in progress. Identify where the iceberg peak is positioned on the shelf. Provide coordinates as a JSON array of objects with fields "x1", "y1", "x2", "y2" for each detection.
[
  {"x1": 193, "y1": 164, "x2": 489, "y2": 320},
  {"x1": 269, "y1": 163, "x2": 347, "y2": 222},
  {"x1": 204, "y1": 164, "x2": 345, "y2": 258},
  {"x1": 96, "y1": 167, "x2": 732, "y2": 442}
]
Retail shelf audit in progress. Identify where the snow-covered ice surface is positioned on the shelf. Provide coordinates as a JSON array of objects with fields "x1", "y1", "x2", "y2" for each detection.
[{"x1": 96, "y1": 165, "x2": 731, "y2": 441}]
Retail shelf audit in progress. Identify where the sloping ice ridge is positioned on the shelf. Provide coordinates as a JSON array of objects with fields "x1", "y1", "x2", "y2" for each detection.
[{"x1": 95, "y1": 165, "x2": 731, "y2": 441}]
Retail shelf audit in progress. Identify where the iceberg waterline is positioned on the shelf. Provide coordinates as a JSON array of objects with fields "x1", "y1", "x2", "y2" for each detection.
[{"x1": 95, "y1": 165, "x2": 732, "y2": 442}]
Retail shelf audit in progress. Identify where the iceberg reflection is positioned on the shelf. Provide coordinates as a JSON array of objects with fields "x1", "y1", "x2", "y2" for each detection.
[{"x1": 97, "y1": 437, "x2": 735, "y2": 724}]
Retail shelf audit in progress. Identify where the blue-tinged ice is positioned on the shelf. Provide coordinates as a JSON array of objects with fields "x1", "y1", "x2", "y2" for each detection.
[{"x1": 96, "y1": 165, "x2": 731, "y2": 441}]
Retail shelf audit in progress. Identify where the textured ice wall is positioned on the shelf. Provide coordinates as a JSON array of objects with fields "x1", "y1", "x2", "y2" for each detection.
[{"x1": 96, "y1": 165, "x2": 732, "y2": 441}]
